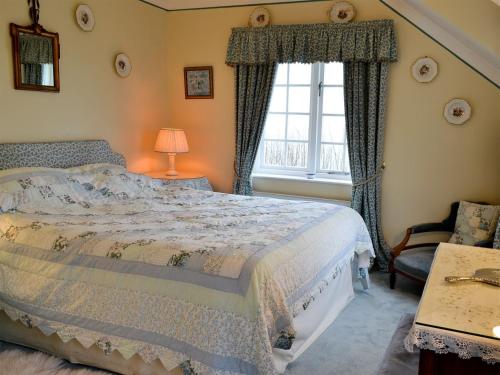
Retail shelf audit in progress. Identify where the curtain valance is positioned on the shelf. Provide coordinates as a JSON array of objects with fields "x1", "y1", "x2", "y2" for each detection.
[
  {"x1": 20, "y1": 34, "x2": 53, "y2": 64},
  {"x1": 226, "y1": 20, "x2": 397, "y2": 65}
]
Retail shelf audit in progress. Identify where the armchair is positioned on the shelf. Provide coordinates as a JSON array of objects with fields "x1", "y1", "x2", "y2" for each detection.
[{"x1": 389, "y1": 201, "x2": 492, "y2": 289}]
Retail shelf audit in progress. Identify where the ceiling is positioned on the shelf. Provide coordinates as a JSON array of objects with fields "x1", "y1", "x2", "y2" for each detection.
[{"x1": 141, "y1": 0, "x2": 320, "y2": 11}]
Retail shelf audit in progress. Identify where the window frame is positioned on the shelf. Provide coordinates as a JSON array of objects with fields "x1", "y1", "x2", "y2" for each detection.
[{"x1": 254, "y1": 62, "x2": 351, "y2": 181}]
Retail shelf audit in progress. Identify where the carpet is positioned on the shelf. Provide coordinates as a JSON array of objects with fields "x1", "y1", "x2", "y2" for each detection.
[
  {"x1": 0, "y1": 341, "x2": 110, "y2": 375},
  {"x1": 375, "y1": 313, "x2": 418, "y2": 375},
  {"x1": 0, "y1": 272, "x2": 421, "y2": 375}
]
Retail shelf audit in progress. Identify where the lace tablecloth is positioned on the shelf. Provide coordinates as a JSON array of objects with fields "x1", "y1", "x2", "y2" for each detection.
[{"x1": 405, "y1": 243, "x2": 500, "y2": 364}]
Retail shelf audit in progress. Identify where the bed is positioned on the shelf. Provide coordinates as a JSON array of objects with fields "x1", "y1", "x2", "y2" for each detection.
[{"x1": 0, "y1": 140, "x2": 375, "y2": 375}]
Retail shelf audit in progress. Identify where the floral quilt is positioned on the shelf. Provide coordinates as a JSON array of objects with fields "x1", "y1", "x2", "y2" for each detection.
[{"x1": 0, "y1": 164, "x2": 374, "y2": 374}]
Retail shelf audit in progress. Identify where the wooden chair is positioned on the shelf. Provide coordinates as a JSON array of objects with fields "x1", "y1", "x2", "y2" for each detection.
[{"x1": 389, "y1": 201, "x2": 493, "y2": 289}]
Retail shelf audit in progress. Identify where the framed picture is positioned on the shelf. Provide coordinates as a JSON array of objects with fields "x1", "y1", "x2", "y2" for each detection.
[{"x1": 184, "y1": 66, "x2": 213, "y2": 99}]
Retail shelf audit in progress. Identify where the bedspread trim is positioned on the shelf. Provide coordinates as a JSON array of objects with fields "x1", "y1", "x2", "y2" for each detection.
[{"x1": 0, "y1": 295, "x2": 258, "y2": 374}]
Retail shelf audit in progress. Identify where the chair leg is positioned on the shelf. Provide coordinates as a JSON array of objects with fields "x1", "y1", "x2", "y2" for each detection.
[{"x1": 390, "y1": 272, "x2": 396, "y2": 289}]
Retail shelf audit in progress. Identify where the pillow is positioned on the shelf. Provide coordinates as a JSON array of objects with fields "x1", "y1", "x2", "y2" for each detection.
[
  {"x1": 68, "y1": 164, "x2": 158, "y2": 199},
  {"x1": 493, "y1": 221, "x2": 500, "y2": 250},
  {"x1": 449, "y1": 201, "x2": 500, "y2": 246},
  {"x1": 0, "y1": 167, "x2": 97, "y2": 212}
]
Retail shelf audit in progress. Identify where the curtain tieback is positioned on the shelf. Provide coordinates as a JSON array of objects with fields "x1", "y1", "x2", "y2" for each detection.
[{"x1": 351, "y1": 162, "x2": 386, "y2": 188}]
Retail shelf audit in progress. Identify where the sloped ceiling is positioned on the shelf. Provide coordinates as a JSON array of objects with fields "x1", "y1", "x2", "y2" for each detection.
[
  {"x1": 381, "y1": 0, "x2": 500, "y2": 87},
  {"x1": 142, "y1": 0, "x2": 315, "y2": 11}
]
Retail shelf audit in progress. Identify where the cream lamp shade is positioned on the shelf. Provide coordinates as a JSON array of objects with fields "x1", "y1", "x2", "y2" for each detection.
[{"x1": 154, "y1": 128, "x2": 189, "y2": 176}]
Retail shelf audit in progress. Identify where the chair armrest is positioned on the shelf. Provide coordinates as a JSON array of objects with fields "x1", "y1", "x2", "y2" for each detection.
[
  {"x1": 474, "y1": 239, "x2": 493, "y2": 248},
  {"x1": 391, "y1": 228, "x2": 412, "y2": 258},
  {"x1": 391, "y1": 222, "x2": 452, "y2": 259},
  {"x1": 410, "y1": 222, "x2": 452, "y2": 234}
]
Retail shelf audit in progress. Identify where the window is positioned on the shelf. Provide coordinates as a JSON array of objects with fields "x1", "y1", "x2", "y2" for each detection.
[{"x1": 254, "y1": 62, "x2": 350, "y2": 180}]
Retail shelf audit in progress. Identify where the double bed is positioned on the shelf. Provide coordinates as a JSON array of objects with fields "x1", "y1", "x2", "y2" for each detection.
[{"x1": 0, "y1": 140, "x2": 374, "y2": 375}]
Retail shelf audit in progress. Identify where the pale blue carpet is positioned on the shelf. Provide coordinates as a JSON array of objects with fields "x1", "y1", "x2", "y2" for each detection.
[{"x1": 285, "y1": 272, "x2": 421, "y2": 375}]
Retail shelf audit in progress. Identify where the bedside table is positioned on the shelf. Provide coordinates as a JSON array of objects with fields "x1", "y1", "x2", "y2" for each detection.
[{"x1": 145, "y1": 171, "x2": 213, "y2": 192}]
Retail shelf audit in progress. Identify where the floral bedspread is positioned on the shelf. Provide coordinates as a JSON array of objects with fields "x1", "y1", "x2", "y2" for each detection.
[{"x1": 0, "y1": 164, "x2": 374, "y2": 374}]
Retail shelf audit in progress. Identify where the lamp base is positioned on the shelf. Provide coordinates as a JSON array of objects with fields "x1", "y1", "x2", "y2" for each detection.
[{"x1": 165, "y1": 153, "x2": 178, "y2": 176}]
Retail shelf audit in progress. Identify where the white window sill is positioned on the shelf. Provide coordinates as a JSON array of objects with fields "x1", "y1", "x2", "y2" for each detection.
[{"x1": 252, "y1": 173, "x2": 352, "y2": 186}]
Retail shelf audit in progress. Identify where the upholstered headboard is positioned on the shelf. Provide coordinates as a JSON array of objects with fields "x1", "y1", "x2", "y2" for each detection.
[{"x1": 0, "y1": 140, "x2": 126, "y2": 170}]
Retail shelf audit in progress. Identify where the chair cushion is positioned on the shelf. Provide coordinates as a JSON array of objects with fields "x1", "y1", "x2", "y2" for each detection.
[
  {"x1": 394, "y1": 247, "x2": 437, "y2": 281},
  {"x1": 449, "y1": 201, "x2": 500, "y2": 246}
]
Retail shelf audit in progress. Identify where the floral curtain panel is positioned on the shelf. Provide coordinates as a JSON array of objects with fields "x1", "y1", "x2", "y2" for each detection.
[
  {"x1": 344, "y1": 61, "x2": 392, "y2": 269},
  {"x1": 233, "y1": 63, "x2": 277, "y2": 195},
  {"x1": 226, "y1": 20, "x2": 397, "y2": 267},
  {"x1": 19, "y1": 34, "x2": 53, "y2": 64}
]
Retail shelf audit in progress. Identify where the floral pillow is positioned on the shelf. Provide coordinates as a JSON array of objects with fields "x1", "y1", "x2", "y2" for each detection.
[
  {"x1": 68, "y1": 164, "x2": 160, "y2": 200},
  {"x1": 449, "y1": 201, "x2": 500, "y2": 246},
  {"x1": 0, "y1": 170, "x2": 97, "y2": 213}
]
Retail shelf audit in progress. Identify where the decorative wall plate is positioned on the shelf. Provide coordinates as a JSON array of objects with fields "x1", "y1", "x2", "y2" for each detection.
[
  {"x1": 444, "y1": 99, "x2": 471, "y2": 125},
  {"x1": 75, "y1": 4, "x2": 95, "y2": 32},
  {"x1": 412, "y1": 57, "x2": 438, "y2": 83},
  {"x1": 330, "y1": 1, "x2": 356, "y2": 23},
  {"x1": 249, "y1": 7, "x2": 271, "y2": 28},
  {"x1": 115, "y1": 53, "x2": 131, "y2": 78}
]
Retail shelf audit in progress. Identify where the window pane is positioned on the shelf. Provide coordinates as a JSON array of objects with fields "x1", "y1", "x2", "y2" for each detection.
[
  {"x1": 264, "y1": 114, "x2": 286, "y2": 139},
  {"x1": 263, "y1": 141, "x2": 285, "y2": 167},
  {"x1": 288, "y1": 86, "x2": 310, "y2": 113},
  {"x1": 321, "y1": 116, "x2": 345, "y2": 143},
  {"x1": 289, "y1": 63, "x2": 311, "y2": 85},
  {"x1": 320, "y1": 144, "x2": 345, "y2": 172},
  {"x1": 322, "y1": 87, "x2": 344, "y2": 115},
  {"x1": 287, "y1": 142, "x2": 308, "y2": 168},
  {"x1": 275, "y1": 64, "x2": 288, "y2": 85},
  {"x1": 344, "y1": 146, "x2": 351, "y2": 174},
  {"x1": 269, "y1": 86, "x2": 287, "y2": 112},
  {"x1": 287, "y1": 114, "x2": 309, "y2": 141},
  {"x1": 324, "y1": 63, "x2": 343, "y2": 85}
]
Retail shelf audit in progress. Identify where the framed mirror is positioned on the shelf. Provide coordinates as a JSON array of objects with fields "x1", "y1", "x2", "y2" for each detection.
[{"x1": 10, "y1": 1, "x2": 60, "y2": 92}]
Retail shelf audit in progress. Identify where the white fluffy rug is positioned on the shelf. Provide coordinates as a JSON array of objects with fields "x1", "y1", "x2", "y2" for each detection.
[{"x1": 0, "y1": 346, "x2": 110, "y2": 375}]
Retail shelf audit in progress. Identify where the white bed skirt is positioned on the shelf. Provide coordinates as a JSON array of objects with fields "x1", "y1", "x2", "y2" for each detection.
[{"x1": 273, "y1": 259, "x2": 355, "y2": 373}]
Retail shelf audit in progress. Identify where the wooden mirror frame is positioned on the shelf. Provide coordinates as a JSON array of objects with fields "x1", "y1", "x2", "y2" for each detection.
[{"x1": 10, "y1": 22, "x2": 60, "y2": 92}]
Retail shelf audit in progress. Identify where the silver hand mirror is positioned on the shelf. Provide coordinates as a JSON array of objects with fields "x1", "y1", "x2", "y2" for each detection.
[{"x1": 445, "y1": 268, "x2": 500, "y2": 287}]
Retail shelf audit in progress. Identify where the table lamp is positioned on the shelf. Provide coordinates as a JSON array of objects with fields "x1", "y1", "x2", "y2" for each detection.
[{"x1": 154, "y1": 128, "x2": 189, "y2": 176}]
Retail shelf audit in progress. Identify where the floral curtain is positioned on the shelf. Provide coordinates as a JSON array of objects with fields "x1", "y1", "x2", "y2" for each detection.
[
  {"x1": 19, "y1": 34, "x2": 53, "y2": 64},
  {"x1": 19, "y1": 34, "x2": 53, "y2": 85},
  {"x1": 226, "y1": 20, "x2": 397, "y2": 265},
  {"x1": 233, "y1": 63, "x2": 277, "y2": 195},
  {"x1": 344, "y1": 61, "x2": 392, "y2": 269}
]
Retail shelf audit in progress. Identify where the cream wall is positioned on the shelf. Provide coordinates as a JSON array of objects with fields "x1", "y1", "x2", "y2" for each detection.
[
  {"x1": 0, "y1": 0, "x2": 169, "y2": 172},
  {"x1": 164, "y1": 0, "x2": 500, "y2": 245}
]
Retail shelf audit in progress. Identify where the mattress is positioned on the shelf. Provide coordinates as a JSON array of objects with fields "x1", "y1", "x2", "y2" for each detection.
[{"x1": 0, "y1": 164, "x2": 374, "y2": 374}]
